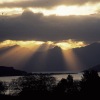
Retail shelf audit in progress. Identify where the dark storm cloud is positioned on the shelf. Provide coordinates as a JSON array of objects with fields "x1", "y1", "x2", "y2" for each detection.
[
  {"x1": 0, "y1": 0, "x2": 100, "y2": 8},
  {"x1": 0, "y1": 10, "x2": 100, "y2": 42}
]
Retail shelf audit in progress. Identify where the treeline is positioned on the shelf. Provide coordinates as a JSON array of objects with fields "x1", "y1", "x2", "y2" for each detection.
[{"x1": 0, "y1": 70, "x2": 100, "y2": 97}]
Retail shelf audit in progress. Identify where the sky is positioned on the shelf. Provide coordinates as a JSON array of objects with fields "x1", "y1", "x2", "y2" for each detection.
[
  {"x1": 0, "y1": 0, "x2": 100, "y2": 71},
  {"x1": 0, "y1": 0, "x2": 100, "y2": 44}
]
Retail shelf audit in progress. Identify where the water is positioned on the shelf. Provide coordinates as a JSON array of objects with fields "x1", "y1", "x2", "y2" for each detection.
[
  {"x1": 0, "y1": 72, "x2": 100, "y2": 83},
  {"x1": 0, "y1": 73, "x2": 83, "y2": 83},
  {"x1": 53, "y1": 73, "x2": 82, "y2": 81},
  {"x1": 0, "y1": 76, "x2": 20, "y2": 83},
  {"x1": 0, "y1": 73, "x2": 98, "y2": 95}
]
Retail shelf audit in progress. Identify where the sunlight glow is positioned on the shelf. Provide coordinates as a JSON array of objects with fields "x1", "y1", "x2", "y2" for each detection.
[
  {"x1": 0, "y1": 3, "x2": 100, "y2": 16},
  {"x1": 53, "y1": 5, "x2": 98, "y2": 16},
  {"x1": 56, "y1": 40, "x2": 86, "y2": 50},
  {"x1": 0, "y1": 8, "x2": 23, "y2": 16},
  {"x1": 0, "y1": 44, "x2": 41, "y2": 69},
  {"x1": 0, "y1": 40, "x2": 86, "y2": 50},
  {"x1": 62, "y1": 49, "x2": 83, "y2": 70},
  {"x1": 0, "y1": 40, "x2": 45, "y2": 48},
  {"x1": 0, "y1": 0, "x2": 21, "y2": 4},
  {"x1": 0, "y1": 39, "x2": 86, "y2": 70},
  {"x1": 29, "y1": 3, "x2": 100, "y2": 16}
]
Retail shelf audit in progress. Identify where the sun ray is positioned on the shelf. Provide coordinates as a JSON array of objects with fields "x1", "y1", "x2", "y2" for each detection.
[
  {"x1": 0, "y1": 39, "x2": 86, "y2": 70},
  {"x1": 24, "y1": 42, "x2": 54, "y2": 72},
  {"x1": 62, "y1": 49, "x2": 83, "y2": 71},
  {"x1": 0, "y1": 46, "x2": 20, "y2": 67},
  {"x1": 0, "y1": 44, "x2": 42, "y2": 69}
]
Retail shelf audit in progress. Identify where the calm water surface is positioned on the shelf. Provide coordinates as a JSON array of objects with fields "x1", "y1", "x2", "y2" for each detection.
[
  {"x1": 0, "y1": 73, "x2": 100, "y2": 82},
  {"x1": 0, "y1": 73, "x2": 99, "y2": 95},
  {"x1": 0, "y1": 76, "x2": 20, "y2": 82},
  {"x1": 53, "y1": 73, "x2": 82, "y2": 81},
  {"x1": 0, "y1": 73, "x2": 83, "y2": 83}
]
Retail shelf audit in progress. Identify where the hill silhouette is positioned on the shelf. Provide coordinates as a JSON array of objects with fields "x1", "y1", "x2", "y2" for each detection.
[
  {"x1": 87, "y1": 65, "x2": 100, "y2": 72},
  {"x1": 24, "y1": 46, "x2": 67, "y2": 72},
  {"x1": 0, "y1": 66, "x2": 27, "y2": 76},
  {"x1": 73, "y1": 42, "x2": 100, "y2": 70},
  {"x1": 0, "y1": 43, "x2": 100, "y2": 72}
]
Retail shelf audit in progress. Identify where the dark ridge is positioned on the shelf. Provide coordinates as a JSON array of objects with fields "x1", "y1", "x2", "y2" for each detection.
[
  {"x1": 0, "y1": 66, "x2": 27, "y2": 76},
  {"x1": 24, "y1": 46, "x2": 67, "y2": 72},
  {"x1": 88, "y1": 64, "x2": 100, "y2": 72},
  {"x1": 73, "y1": 42, "x2": 100, "y2": 70}
]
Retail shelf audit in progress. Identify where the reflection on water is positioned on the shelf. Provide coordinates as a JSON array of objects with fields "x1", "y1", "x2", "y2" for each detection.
[
  {"x1": 0, "y1": 73, "x2": 99, "y2": 95},
  {"x1": 53, "y1": 73, "x2": 82, "y2": 81},
  {"x1": 0, "y1": 73, "x2": 83, "y2": 83},
  {"x1": 0, "y1": 73, "x2": 100, "y2": 83},
  {"x1": 0, "y1": 76, "x2": 20, "y2": 82}
]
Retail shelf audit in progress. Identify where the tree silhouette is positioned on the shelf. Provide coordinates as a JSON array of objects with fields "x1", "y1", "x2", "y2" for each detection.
[
  {"x1": 80, "y1": 70, "x2": 100, "y2": 96},
  {"x1": 67, "y1": 75, "x2": 73, "y2": 86},
  {"x1": 3, "y1": 71, "x2": 100, "y2": 97},
  {"x1": 54, "y1": 78, "x2": 67, "y2": 95},
  {"x1": 66, "y1": 75, "x2": 74, "y2": 95},
  {"x1": 0, "y1": 81, "x2": 7, "y2": 95},
  {"x1": 54, "y1": 74, "x2": 80, "y2": 96},
  {"x1": 10, "y1": 75, "x2": 56, "y2": 96},
  {"x1": 66, "y1": 75, "x2": 80, "y2": 96}
]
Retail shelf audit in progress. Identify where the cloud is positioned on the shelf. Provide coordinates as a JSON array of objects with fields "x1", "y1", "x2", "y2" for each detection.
[
  {"x1": 0, "y1": 10, "x2": 100, "y2": 43},
  {"x1": 0, "y1": 0, "x2": 100, "y2": 8}
]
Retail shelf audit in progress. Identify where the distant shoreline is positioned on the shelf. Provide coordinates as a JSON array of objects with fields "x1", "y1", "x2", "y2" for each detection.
[
  {"x1": 28, "y1": 72, "x2": 79, "y2": 75},
  {"x1": 0, "y1": 72, "x2": 79, "y2": 77}
]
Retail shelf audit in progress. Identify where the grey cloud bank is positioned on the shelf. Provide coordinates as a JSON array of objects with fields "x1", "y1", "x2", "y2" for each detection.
[{"x1": 0, "y1": 10, "x2": 100, "y2": 43}]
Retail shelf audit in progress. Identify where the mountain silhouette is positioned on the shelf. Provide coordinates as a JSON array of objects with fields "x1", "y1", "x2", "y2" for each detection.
[
  {"x1": 24, "y1": 46, "x2": 67, "y2": 72},
  {"x1": 87, "y1": 64, "x2": 100, "y2": 72},
  {"x1": 45, "y1": 46, "x2": 67, "y2": 72},
  {"x1": 0, "y1": 43, "x2": 100, "y2": 72},
  {"x1": 73, "y1": 42, "x2": 100, "y2": 70},
  {"x1": 0, "y1": 66, "x2": 27, "y2": 76}
]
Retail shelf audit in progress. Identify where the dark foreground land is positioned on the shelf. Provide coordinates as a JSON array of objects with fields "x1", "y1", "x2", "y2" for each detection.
[{"x1": 0, "y1": 70, "x2": 100, "y2": 98}]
